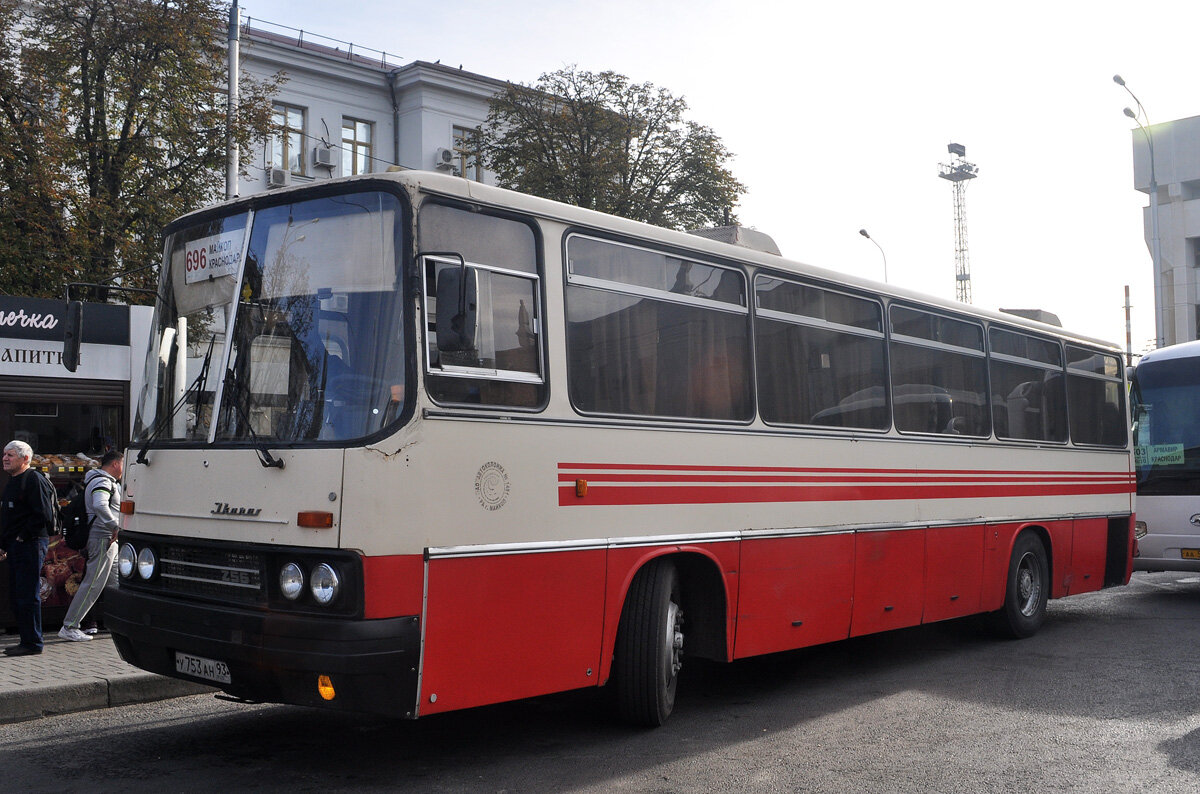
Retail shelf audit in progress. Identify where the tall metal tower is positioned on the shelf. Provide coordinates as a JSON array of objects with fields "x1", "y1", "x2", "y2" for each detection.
[{"x1": 938, "y1": 143, "x2": 978, "y2": 303}]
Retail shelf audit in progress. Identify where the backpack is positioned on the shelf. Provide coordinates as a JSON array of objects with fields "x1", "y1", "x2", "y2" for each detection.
[
  {"x1": 36, "y1": 471, "x2": 61, "y2": 537},
  {"x1": 61, "y1": 486, "x2": 93, "y2": 551}
]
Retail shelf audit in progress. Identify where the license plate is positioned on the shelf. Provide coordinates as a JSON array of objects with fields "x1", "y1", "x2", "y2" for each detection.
[
  {"x1": 1182, "y1": 549, "x2": 1200, "y2": 560},
  {"x1": 174, "y1": 651, "x2": 231, "y2": 684}
]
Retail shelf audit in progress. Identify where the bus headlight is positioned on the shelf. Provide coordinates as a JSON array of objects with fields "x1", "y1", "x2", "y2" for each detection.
[
  {"x1": 280, "y1": 562, "x2": 305, "y2": 601},
  {"x1": 310, "y1": 563, "x2": 340, "y2": 605},
  {"x1": 136, "y1": 546, "x2": 158, "y2": 580},
  {"x1": 117, "y1": 543, "x2": 137, "y2": 579},
  {"x1": 1134, "y1": 521, "x2": 1148, "y2": 539}
]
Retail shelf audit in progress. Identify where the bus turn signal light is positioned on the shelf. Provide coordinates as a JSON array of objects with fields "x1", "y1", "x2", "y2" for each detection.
[
  {"x1": 120, "y1": 500, "x2": 135, "y2": 515},
  {"x1": 317, "y1": 675, "x2": 335, "y2": 701},
  {"x1": 576, "y1": 479, "x2": 588, "y2": 498},
  {"x1": 297, "y1": 511, "x2": 334, "y2": 528}
]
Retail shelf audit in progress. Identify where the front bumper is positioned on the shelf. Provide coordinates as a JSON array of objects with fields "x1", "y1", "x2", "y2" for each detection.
[
  {"x1": 105, "y1": 584, "x2": 421, "y2": 717},
  {"x1": 1132, "y1": 533, "x2": 1200, "y2": 573}
]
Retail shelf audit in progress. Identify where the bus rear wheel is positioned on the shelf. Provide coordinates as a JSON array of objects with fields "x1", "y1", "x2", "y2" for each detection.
[
  {"x1": 991, "y1": 532, "x2": 1049, "y2": 639},
  {"x1": 614, "y1": 559, "x2": 684, "y2": 726}
]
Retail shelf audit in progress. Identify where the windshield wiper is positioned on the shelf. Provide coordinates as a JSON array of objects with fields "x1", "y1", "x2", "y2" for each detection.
[
  {"x1": 221, "y1": 368, "x2": 285, "y2": 469},
  {"x1": 136, "y1": 335, "x2": 217, "y2": 465}
]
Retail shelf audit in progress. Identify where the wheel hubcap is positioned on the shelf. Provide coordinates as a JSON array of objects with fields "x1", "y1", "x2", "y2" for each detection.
[
  {"x1": 1016, "y1": 551, "x2": 1043, "y2": 617},
  {"x1": 665, "y1": 600, "x2": 684, "y2": 678}
]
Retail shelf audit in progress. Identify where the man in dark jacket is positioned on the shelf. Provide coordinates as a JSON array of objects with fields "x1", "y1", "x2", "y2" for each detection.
[{"x1": 1, "y1": 440, "x2": 56, "y2": 655}]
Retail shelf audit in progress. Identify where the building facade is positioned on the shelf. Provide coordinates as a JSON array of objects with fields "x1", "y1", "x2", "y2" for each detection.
[
  {"x1": 237, "y1": 21, "x2": 505, "y2": 196},
  {"x1": 1130, "y1": 114, "x2": 1200, "y2": 348}
]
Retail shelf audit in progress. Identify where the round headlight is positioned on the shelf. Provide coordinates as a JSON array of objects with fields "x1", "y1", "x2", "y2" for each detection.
[
  {"x1": 310, "y1": 563, "x2": 340, "y2": 605},
  {"x1": 280, "y1": 562, "x2": 305, "y2": 601},
  {"x1": 136, "y1": 546, "x2": 157, "y2": 580},
  {"x1": 117, "y1": 543, "x2": 137, "y2": 579}
]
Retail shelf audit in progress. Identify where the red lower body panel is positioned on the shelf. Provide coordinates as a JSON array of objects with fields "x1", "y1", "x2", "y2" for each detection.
[
  {"x1": 419, "y1": 549, "x2": 606, "y2": 715},
  {"x1": 400, "y1": 514, "x2": 1128, "y2": 717},
  {"x1": 735, "y1": 534, "x2": 854, "y2": 658}
]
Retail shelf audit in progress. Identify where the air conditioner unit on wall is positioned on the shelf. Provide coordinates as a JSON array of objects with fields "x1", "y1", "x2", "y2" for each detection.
[
  {"x1": 313, "y1": 146, "x2": 337, "y2": 169},
  {"x1": 434, "y1": 147, "x2": 455, "y2": 170},
  {"x1": 267, "y1": 168, "x2": 290, "y2": 188}
]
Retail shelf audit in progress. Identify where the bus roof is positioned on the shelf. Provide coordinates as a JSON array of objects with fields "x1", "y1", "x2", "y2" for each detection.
[
  {"x1": 1136, "y1": 339, "x2": 1200, "y2": 366},
  {"x1": 186, "y1": 168, "x2": 1123, "y2": 353}
]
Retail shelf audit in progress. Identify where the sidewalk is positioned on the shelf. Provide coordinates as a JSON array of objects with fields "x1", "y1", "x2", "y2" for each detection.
[{"x1": 0, "y1": 630, "x2": 213, "y2": 724}]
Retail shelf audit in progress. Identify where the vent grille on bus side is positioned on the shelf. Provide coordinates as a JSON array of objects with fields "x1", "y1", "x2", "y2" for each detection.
[{"x1": 157, "y1": 544, "x2": 266, "y2": 605}]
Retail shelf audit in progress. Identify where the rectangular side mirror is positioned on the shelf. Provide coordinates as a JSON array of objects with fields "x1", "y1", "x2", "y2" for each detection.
[
  {"x1": 62, "y1": 300, "x2": 83, "y2": 372},
  {"x1": 435, "y1": 266, "x2": 478, "y2": 354}
]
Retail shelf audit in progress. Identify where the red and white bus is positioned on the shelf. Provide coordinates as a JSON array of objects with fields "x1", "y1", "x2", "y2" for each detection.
[{"x1": 101, "y1": 170, "x2": 1134, "y2": 725}]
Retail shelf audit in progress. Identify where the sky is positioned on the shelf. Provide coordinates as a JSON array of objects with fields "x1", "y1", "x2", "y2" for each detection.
[{"x1": 242, "y1": 0, "x2": 1200, "y2": 354}]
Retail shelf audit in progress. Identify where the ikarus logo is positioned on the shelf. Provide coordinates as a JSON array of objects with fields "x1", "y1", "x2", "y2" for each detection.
[
  {"x1": 1190, "y1": 514, "x2": 1200, "y2": 528},
  {"x1": 211, "y1": 502, "x2": 263, "y2": 518}
]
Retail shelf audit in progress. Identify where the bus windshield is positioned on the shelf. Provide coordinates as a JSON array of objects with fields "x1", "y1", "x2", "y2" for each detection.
[
  {"x1": 133, "y1": 190, "x2": 406, "y2": 446},
  {"x1": 1131, "y1": 356, "x2": 1200, "y2": 494}
]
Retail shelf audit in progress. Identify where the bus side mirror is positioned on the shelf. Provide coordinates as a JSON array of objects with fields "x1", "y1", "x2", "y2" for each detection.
[
  {"x1": 435, "y1": 266, "x2": 478, "y2": 354},
  {"x1": 62, "y1": 300, "x2": 83, "y2": 372}
]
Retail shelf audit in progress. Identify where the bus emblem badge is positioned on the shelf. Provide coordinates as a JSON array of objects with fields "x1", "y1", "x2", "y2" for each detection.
[
  {"x1": 211, "y1": 502, "x2": 263, "y2": 518},
  {"x1": 1190, "y1": 515, "x2": 1200, "y2": 527},
  {"x1": 475, "y1": 462, "x2": 510, "y2": 511}
]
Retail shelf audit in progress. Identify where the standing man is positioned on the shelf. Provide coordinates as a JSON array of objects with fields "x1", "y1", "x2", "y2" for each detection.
[
  {"x1": 59, "y1": 451, "x2": 123, "y2": 642},
  {"x1": 1, "y1": 440, "x2": 56, "y2": 656}
]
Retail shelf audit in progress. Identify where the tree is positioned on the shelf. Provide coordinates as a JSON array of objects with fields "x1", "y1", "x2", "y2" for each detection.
[
  {"x1": 479, "y1": 66, "x2": 745, "y2": 231},
  {"x1": 0, "y1": 0, "x2": 281, "y2": 299}
]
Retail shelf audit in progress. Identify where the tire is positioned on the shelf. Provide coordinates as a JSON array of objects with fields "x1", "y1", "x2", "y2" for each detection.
[
  {"x1": 613, "y1": 559, "x2": 684, "y2": 726},
  {"x1": 991, "y1": 532, "x2": 1049, "y2": 639}
]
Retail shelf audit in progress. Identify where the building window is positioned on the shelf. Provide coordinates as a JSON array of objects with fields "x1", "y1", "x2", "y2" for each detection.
[
  {"x1": 268, "y1": 103, "x2": 306, "y2": 175},
  {"x1": 452, "y1": 125, "x2": 482, "y2": 181},
  {"x1": 342, "y1": 118, "x2": 373, "y2": 176}
]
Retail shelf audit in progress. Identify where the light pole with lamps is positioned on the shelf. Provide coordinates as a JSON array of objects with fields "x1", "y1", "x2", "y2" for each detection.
[
  {"x1": 859, "y1": 229, "x2": 888, "y2": 283},
  {"x1": 1115, "y1": 74, "x2": 1164, "y2": 348}
]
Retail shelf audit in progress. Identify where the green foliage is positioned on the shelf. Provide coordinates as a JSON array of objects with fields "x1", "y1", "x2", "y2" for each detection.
[
  {"x1": 0, "y1": 0, "x2": 281, "y2": 300},
  {"x1": 479, "y1": 66, "x2": 745, "y2": 231}
]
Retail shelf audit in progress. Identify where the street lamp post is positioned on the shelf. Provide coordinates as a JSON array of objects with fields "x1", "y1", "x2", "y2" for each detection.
[
  {"x1": 1115, "y1": 74, "x2": 1164, "y2": 348},
  {"x1": 859, "y1": 228, "x2": 888, "y2": 283}
]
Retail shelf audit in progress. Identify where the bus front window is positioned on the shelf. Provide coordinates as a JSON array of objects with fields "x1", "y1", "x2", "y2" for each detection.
[
  {"x1": 133, "y1": 214, "x2": 247, "y2": 445},
  {"x1": 216, "y1": 191, "x2": 406, "y2": 443},
  {"x1": 1132, "y1": 357, "x2": 1200, "y2": 494}
]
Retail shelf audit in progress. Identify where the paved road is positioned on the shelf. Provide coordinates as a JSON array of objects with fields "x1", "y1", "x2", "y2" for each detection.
[{"x1": 2, "y1": 571, "x2": 1199, "y2": 792}]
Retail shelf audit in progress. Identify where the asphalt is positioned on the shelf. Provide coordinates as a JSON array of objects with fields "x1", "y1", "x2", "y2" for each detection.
[{"x1": 0, "y1": 629, "x2": 213, "y2": 724}]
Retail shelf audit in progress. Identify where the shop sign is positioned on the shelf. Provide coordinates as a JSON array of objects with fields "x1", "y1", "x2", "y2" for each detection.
[
  {"x1": 0, "y1": 307, "x2": 58, "y2": 332},
  {"x1": 0, "y1": 346, "x2": 65, "y2": 367},
  {"x1": 0, "y1": 295, "x2": 129, "y2": 346},
  {"x1": 0, "y1": 339, "x2": 130, "y2": 380}
]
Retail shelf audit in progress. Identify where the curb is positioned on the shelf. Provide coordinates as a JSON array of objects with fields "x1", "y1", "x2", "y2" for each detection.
[{"x1": 0, "y1": 673, "x2": 214, "y2": 725}]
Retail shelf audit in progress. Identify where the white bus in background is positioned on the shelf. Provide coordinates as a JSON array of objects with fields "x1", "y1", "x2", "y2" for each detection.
[
  {"x1": 1130, "y1": 340, "x2": 1200, "y2": 571},
  {"x1": 85, "y1": 170, "x2": 1135, "y2": 727}
]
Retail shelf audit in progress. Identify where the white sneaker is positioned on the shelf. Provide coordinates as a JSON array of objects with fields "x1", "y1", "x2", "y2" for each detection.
[{"x1": 58, "y1": 626, "x2": 92, "y2": 642}]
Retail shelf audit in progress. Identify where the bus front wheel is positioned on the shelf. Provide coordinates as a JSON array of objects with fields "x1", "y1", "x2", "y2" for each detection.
[
  {"x1": 991, "y1": 532, "x2": 1049, "y2": 639},
  {"x1": 613, "y1": 559, "x2": 684, "y2": 726}
]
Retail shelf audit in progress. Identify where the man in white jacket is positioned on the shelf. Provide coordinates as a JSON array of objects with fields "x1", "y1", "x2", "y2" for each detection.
[{"x1": 59, "y1": 451, "x2": 123, "y2": 642}]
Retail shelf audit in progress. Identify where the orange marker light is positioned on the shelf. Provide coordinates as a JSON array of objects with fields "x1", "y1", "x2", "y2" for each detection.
[
  {"x1": 297, "y1": 511, "x2": 334, "y2": 528},
  {"x1": 120, "y1": 500, "x2": 136, "y2": 515},
  {"x1": 317, "y1": 675, "x2": 336, "y2": 701},
  {"x1": 575, "y1": 479, "x2": 588, "y2": 498}
]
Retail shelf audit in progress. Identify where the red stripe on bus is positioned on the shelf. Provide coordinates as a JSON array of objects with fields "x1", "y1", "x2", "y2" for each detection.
[
  {"x1": 558, "y1": 462, "x2": 1131, "y2": 478},
  {"x1": 559, "y1": 472, "x2": 1130, "y2": 485},
  {"x1": 558, "y1": 481, "x2": 1132, "y2": 506}
]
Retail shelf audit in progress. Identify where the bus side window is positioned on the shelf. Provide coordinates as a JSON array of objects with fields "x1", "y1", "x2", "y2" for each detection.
[{"x1": 419, "y1": 202, "x2": 545, "y2": 410}]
